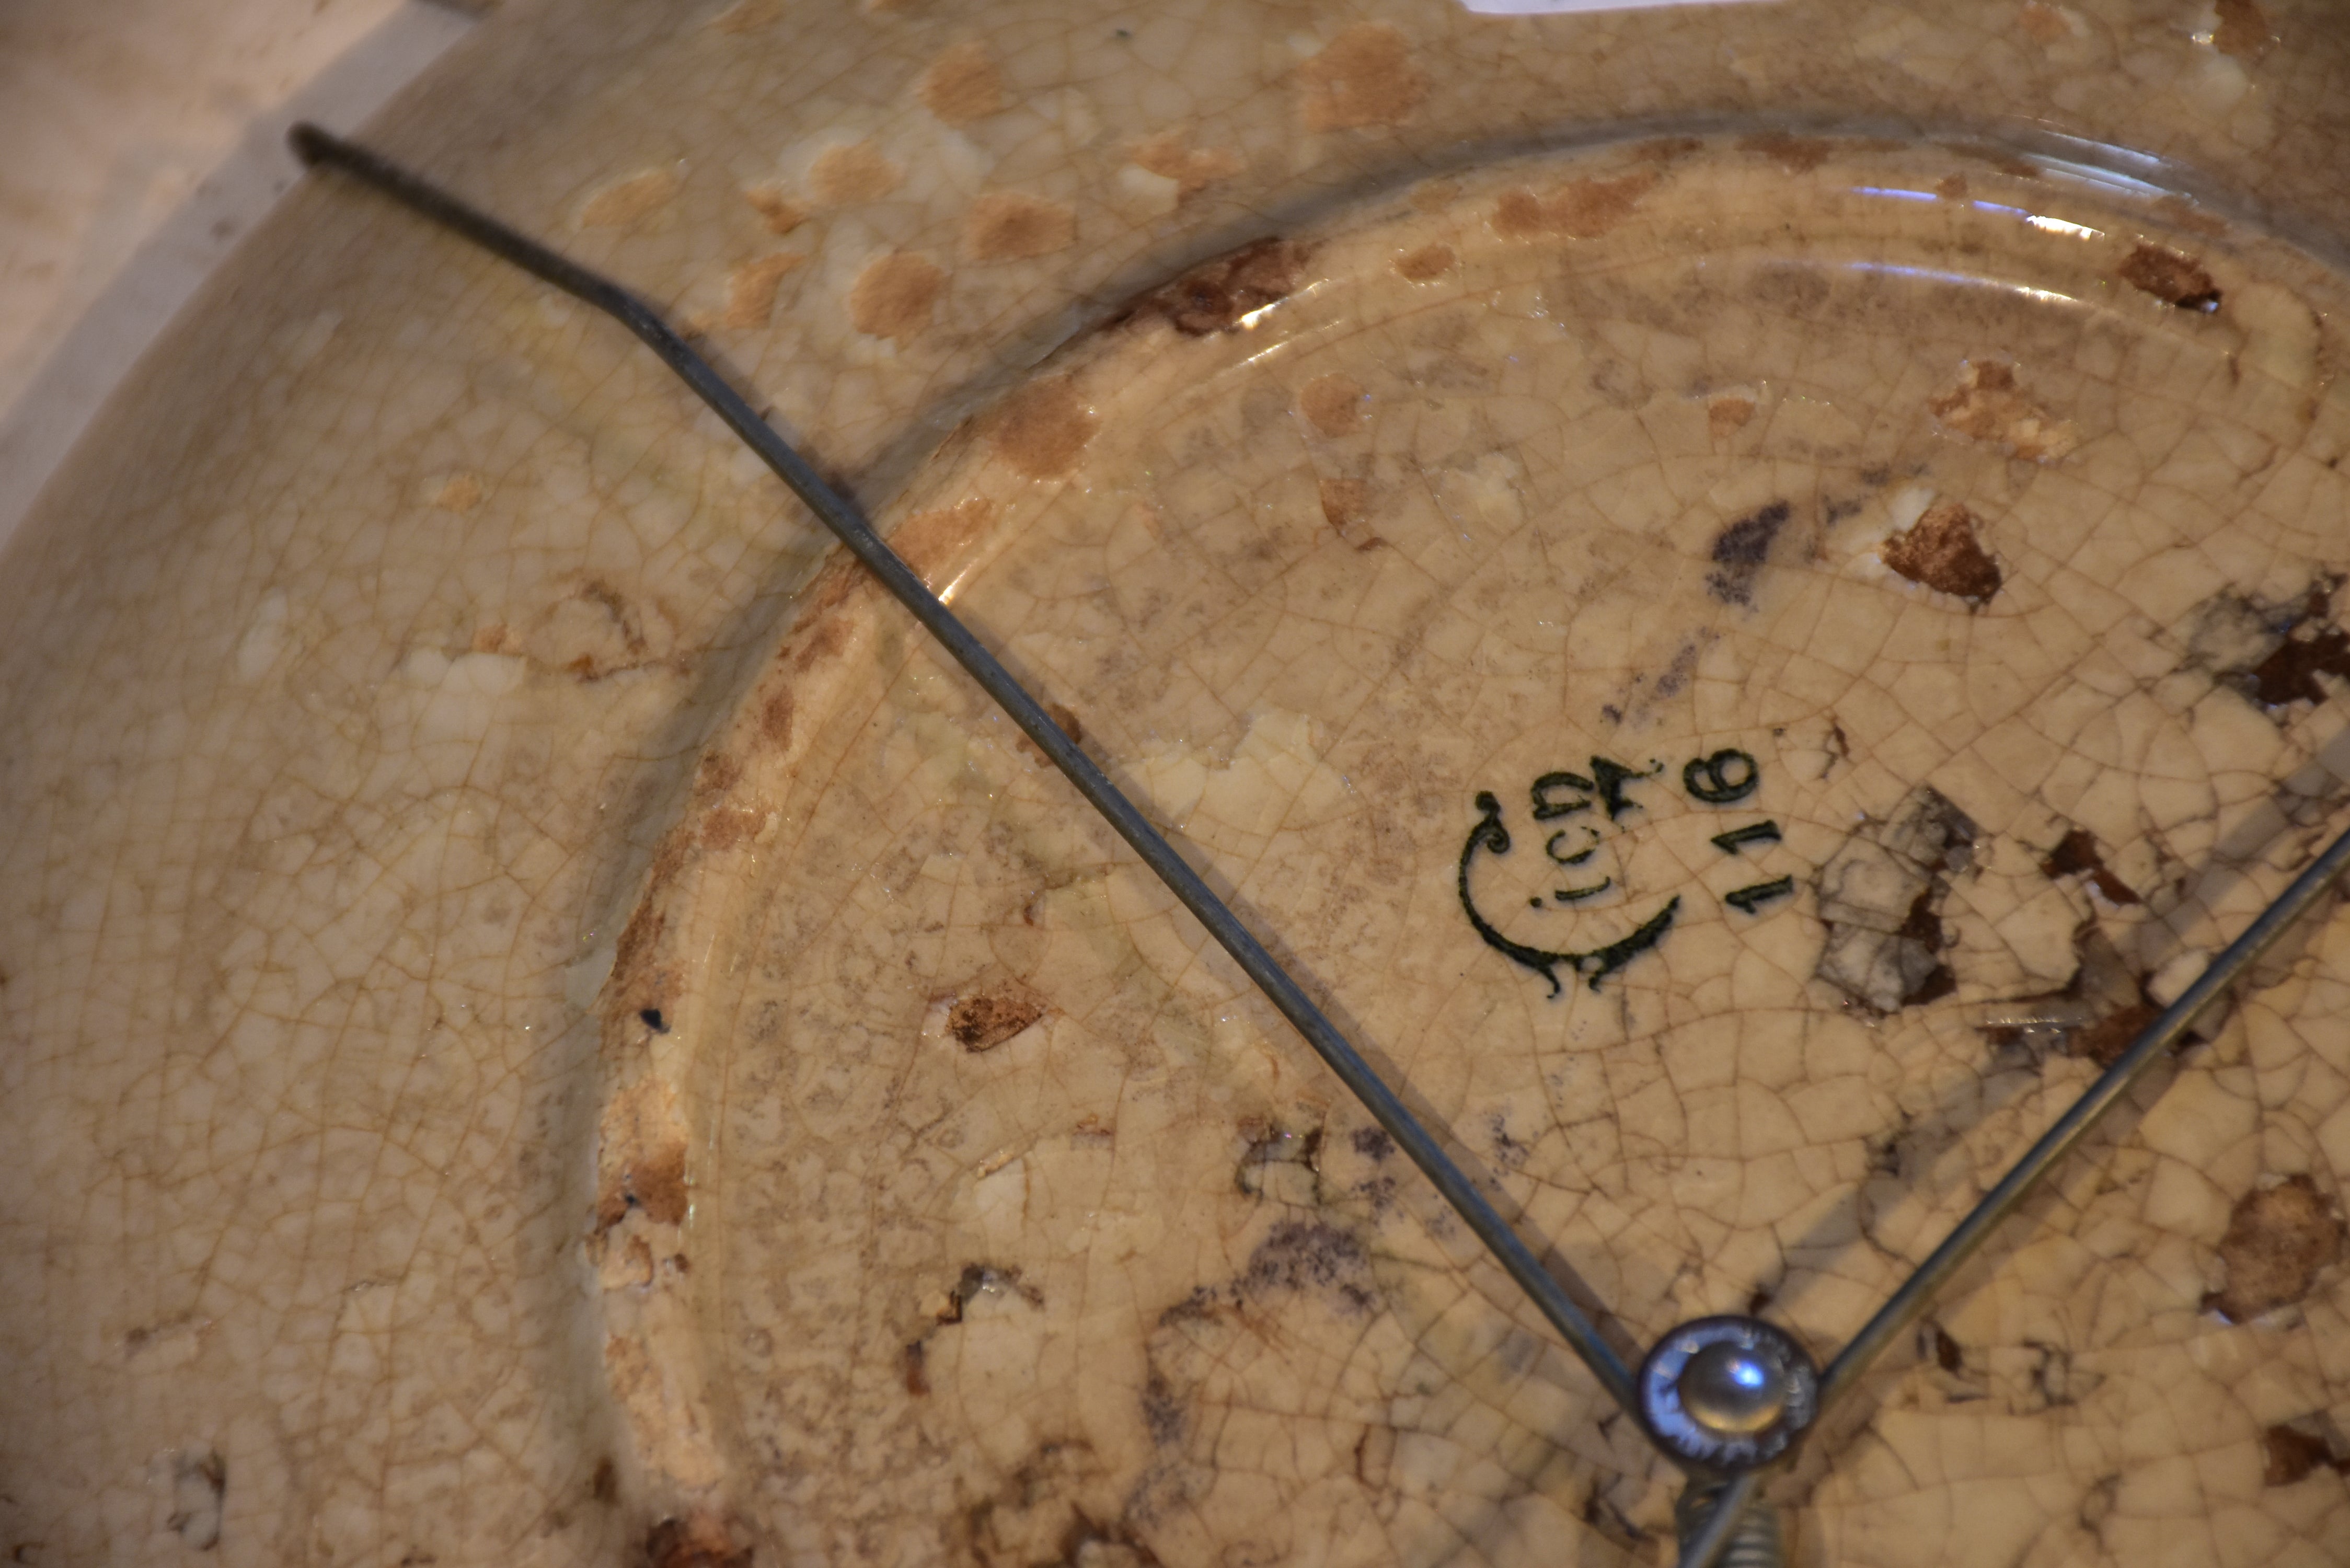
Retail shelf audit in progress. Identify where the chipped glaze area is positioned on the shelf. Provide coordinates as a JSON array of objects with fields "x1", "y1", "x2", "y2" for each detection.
[
  {"x1": 605, "y1": 143, "x2": 2350, "y2": 1565},
  {"x1": 4, "y1": 1, "x2": 2350, "y2": 1565}
]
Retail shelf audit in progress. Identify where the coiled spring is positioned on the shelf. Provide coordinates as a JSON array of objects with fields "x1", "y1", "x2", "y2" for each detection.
[{"x1": 1675, "y1": 1480, "x2": 1784, "y2": 1568}]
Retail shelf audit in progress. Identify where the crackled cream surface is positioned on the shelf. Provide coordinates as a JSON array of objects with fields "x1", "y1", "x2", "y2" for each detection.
[
  {"x1": 620, "y1": 145, "x2": 2350, "y2": 1567},
  {"x1": 6, "y1": 2, "x2": 2350, "y2": 1567}
]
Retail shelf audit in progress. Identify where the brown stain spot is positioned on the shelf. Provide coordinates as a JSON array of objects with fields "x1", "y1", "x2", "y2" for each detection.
[
  {"x1": 2264, "y1": 1424, "x2": 2345, "y2": 1486},
  {"x1": 1927, "y1": 360, "x2": 2080, "y2": 462},
  {"x1": 1130, "y1": 131, "x2": 1243, "y2": 199},
  {"x1": 2118, "y1": 243, "x2": 2221, "y2": 312},
  {"x1": 626, "y1": 1142, "x2": 689, "y2": 1225},
  {"x1": 432, "y1": 472, "x2": 483, "y2": 512},
  {"x1": 1882, "y1": 499, "x2": 2003, "y2": 603},
  {"x1": 1708, "y1": 395, "x2": 1756, "y2": 441},
  {"x1": 809, "y1": 142, "x2": 904, "y2": 205},
  {"x1": 694, "y1": 750, "x2": 742, "y2": 801},
  {"x1": 919, "y1": 41, "x2": 1005, "y2": 126},
  {"x1": 1015, "y1": 702, "x2": 1085, "y2": 765},
  {"x1": 590, "y1": 1457, "x2": 618, "y2": 1503},
  {"x1": 2069, "y1": 1001, "x2": 2158, "y2": 1068},
  {"x1": 890, "y1": 498, "x2": 997, "y2": 583},
  {"x1": 642, "y1": 1515, "x2": 752, "y2": 1568},
  {"x1": 1934, "y1": 174, "x2": 1969, "y2": 201},
  {"x1": 1121, "y1": 237, "x2": 1312, "y2": 336},
  {"x1": 903, "y1": 1339, "x2": 929, "y2": 1396},
  {"x1": 2208, "y1": 1175, "x2": 2346, "y2": 1322},
  {"x1": 758, "y1": 688, "x2": 794, "y2": 747},
  {"x1": 1317, "y1": 478, "x2": 1383, "y2": 550},
  {"x1": 2251, "y1": 625, "x2": 2350, "y2": 706},
  {"x1": 2018, "y1": 1, "x2": 2071, "y2": 43},
  {"x1": 580, "y1": 167, "x2": 681, "y2": 229},
  {"x1": 947, "y1": 981, "x2": 1049, "y2": 1052},
  {"x1": 470, "y1": 622, "x2": 516, "y2": 655},
  {"x1": 1392, "y1": 243, "x2": 1455, "y2": 282},
  {"x1": 963, "y1": 191, "x2": 1077, "y2": 262},
  {"x1": 1298, "y1": 23, "x2": 1428, "y2": 132},
  {"x1": 1299, "y1": 374, "x2": 1366, "y2": 436},
  {"x1": 2213, "y1": 0, "x2": 2275, "y2": 59},
  {"x1": 848, "y1": 252, "x2": 944, "y2": 342},
  {"x1": 744, "y1": 186, "x2": 807, "y2": 235},
  {"x1": 2041, "y1": 828, "x2": 2141, "y2": 904},
  {"x1": 986, "y1": 376, "x2": 1098, "y2": 480},
  {"x1": 698, "y1": 809, "x2": 763, "y2": 851},
  {"x1": 1738, "y1": 131, "x2": 1834, "y2": 174},
  {"x1": 721, "y1": 252, "x2": 807, "y2": 329},
  {"x1": 791, "y1": 605, "x2": 853, "y2": 672},
  {"x1": 1491, "y1": 172, "x2": 1655, "y2": 241}
]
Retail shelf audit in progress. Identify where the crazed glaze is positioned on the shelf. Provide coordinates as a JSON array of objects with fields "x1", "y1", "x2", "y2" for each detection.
[{"x1": 4, "y1": 3, "x2": 2350, "y2": 1565}]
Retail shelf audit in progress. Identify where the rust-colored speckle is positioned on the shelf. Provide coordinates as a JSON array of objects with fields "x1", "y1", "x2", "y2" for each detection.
[
  {"x1": 2068, "y1": 1001, "x2": 2157, "y2": 1068},
  {"x1": 1738, "y1": 132, "x2": 1834, "y2": 174},
  {"x1": 469, "y1": 622, "x2": 515, "y2": 655},
  {"x1": 758, "y1": 688, "x2": 794, "y2": 747},
  {"x1": 722, "y1": 252, "x2": 806, "y2": 330},
  {"x1": 963, "y1": 191, "x2": 1076, "y2": 262},
  {"x1": 903, "y1": 1339, "x2": 929, "y2": 1396},
  {"x1": 1708, "y1": 395, "x2": 1756, "y2": 441},
  {"x1": 1299, "y1": 374, "x2": 1366, "y2": 436},
  {"x1": 1124, "y1": 237, "x2": 1312, "y2": 336},
  {"x1": 890, "y1": 498, "x2": 996, "y2": 583},
  {"x1": 626, "y1": 1142, "x2": 689, "y2": 1226},
  {"x1": 1298, "y1": 24, "x2": 1428, "y2": 132},
  {"x1": 642, "y1": 1515, "x2": 752, "y2": 1568},
  {"x1": 744, "y1": 186, "x2": 807, "y2": 235},
  {"x1": 1130, "y1": 131, "x2": 1243, "y2": 199},
  {"x1": 1927, "y1": 360, "x2": 2080, "y2": 462},
  {"x1": 1934, "y1": 174, "x2": 1969, "y2": 201},
  {"x1": 2118, "y1": 243, "x2": 2221, "y2": 312},
  {"x1": 432, "y1": 472, "x2": 483, "y2": 513},
  {"x1": 590, "y1": 1457, "x2": 618, "y2": 1503},
  {"x1": 946, "y1": 981, "x2": 1048, "y2": 1052},
  {"x1": 1392, "y1": 243, "x2": 1455, "y2": 282},
  {"x1": 809, "y1": 142, "x2": 903, "y2": 206},
  {"x1": 2041, "y1": 828, "x2": 2141, "y2": 905},
  {"x1": 919, "y1": 41, "x2": 1004, "y2": 126},
  {"x1": 2214, "y1": 0, "x2": 2275, "y2": 59},
  {"x1": 580, "y1": 168, "x2": 680, "y2": 229},
  {"x1": 1491, "y1": 172, "x2": 1655, "y2": 241},
  {"x1": 1635, "y1": 135, "x2": 1704, "y2": 163},
  {"x1": 791, "y1": 610, "x2": 852, "y2": 672},
  {"x1": 609, "y1": 905, "x2": 667, "y2": 1002},
  {"x1": 847, "y1": 252, "x2": 943, "y2": 342},
  {"x1": 694, "y1": 750, "x2": 742, "y2": 800},
  {"x1": 698, "y1": 809, "x2": 763, "y2": 851},
  {"x1": 2264, "y1": 1424, "x2": 2345, "y2": 1486},
  {"x1": 986, "y1": 377, "x2": 1098, "y2": 480},
  {"x1": 1881, "y1": 499, "x2": 2002, "y2": 603},
  {"x1": 2209, "y1": 1176, "x2": 2345, "y2": 1322},
  {"x1": 1015, "y1": 702, "x2": 1085, "y2": 765}
]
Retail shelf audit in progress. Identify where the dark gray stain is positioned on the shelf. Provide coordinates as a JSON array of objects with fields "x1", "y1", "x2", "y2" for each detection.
[{"x1": 1706, "y1": 500, "x2": 1791, "y2": 606}]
